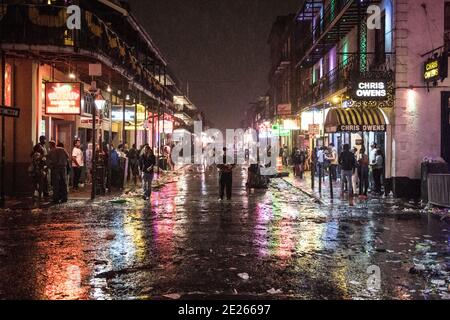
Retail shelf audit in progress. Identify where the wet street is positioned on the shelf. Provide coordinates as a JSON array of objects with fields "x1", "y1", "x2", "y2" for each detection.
[{"x1": 0, "y1": 166, "x2": 449, "y2": 300}]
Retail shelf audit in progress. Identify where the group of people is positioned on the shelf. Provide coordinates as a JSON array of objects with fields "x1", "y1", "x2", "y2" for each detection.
[
  {"x1": 30, "y1": 136, "x2": 71, "y2": 204},
  {"x1": 314, "y1": 142, "x2": 385, "y2": 197},
  {"x1": 30, "y1": 136, "x2": 172, "y2": 203},
  {"x1": 291, "y1": 147, "x2": 308, "y2": 178}
]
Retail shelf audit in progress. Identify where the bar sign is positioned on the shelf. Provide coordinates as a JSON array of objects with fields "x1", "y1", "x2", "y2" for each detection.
[{"x1": 0, "y1": 106, "x2": 20, "y2": 118}]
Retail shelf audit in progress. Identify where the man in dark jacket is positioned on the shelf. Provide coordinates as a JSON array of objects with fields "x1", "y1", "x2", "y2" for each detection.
[
  {"x1": 217, "y1": 147, "x2": 235, "y2": 201},
  {"x1": 140, "y1": 146, "x2": 156, "y2": 200},
  {"x1": 31, "y1": 135, "x2": 49, "y2": 198},
  {"x1": 339, "y1": 144, "x2": 357, "y2": 196},
  {"x1": 47, "y1": 141, "x2": 70, "y2": 204}
]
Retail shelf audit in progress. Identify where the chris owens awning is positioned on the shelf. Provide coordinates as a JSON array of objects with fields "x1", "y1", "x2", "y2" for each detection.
[{"x1": 325, "y1": 107, "x2": 387, "y2": 133}]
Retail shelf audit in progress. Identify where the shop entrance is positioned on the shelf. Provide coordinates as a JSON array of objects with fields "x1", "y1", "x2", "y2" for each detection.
[{"x1": 54, "y1": 121, "x2": 73, "y2": 154}]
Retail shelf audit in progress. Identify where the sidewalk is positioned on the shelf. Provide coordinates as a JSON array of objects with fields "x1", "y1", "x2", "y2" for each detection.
[
  {"x1": 2, "y1": 165, "x2": 188, "y2": 210},
  {"x1": 281, "y1": 167, "x2": 386, "y2": 206}
]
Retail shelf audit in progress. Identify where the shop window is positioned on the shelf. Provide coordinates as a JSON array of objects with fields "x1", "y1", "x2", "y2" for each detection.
[
  {"x1": 64, "y1": 30, "x2": 74, "y2": 46},
  {"x1": 342, "y1": 41, "x2": 349, "y2": 66}
]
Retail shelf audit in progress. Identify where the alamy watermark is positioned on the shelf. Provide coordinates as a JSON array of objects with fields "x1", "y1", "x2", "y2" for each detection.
[
  {"x1": 367, "y1": 5, "x2": 382, "y2": 30},
  {"x1": 171, "y1": 121, "x2": 278, "y2": 176},
  {"x1": 66, "y1": 5, "x2": 81, "y2": 30}
]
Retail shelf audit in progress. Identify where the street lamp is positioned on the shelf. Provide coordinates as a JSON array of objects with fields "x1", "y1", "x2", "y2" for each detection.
[
  {"x1": 94, "y1": 93, "x2": 106, "y2": 110},
  {"x1": 91, "y1": 89, "x2": 106, "y2": 200}
]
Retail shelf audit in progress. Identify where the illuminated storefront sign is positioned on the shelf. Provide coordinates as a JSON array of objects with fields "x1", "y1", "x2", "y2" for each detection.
[
  {"x1": 282, "y1": 119, "x2": 300, "y2": 130},
  {"x1": 423, "y1": 55, "x2": 448, "y2": 84},
  {"x1": 351, "y1": 80, "x2": 387, "y2": 101},
  {"x1": 272, "y1": 124, "x2": 290, "y2": 137},
  {"x1": 424, "y1": 58, "x2": 440, "y2": 82},
  {"x1": 45, "y1": 82, "x2": 82, "y2": 115}
]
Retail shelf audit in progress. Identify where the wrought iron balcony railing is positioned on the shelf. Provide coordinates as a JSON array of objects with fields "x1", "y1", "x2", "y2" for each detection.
[
  {"x1": 297, "y1": 52, "x2": 395, "y2": 110},
  {"x1": 295, "y1": 0, "x2": 374, "y2": 68},
  {"x1": 0, "y1": 4, "x2": 167, "y2": 99},
  {"x1": 297, "y1": 53, "x2": 357, "y2": 109}
]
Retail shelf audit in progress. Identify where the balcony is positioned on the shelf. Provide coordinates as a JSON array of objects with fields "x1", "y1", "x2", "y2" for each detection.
[
  {"x1": 297, "y1": 52, "x2": 394, "y2": 110},
  {"x1": 295, "y1": 0, "x2": 378, "y2": 68},
  {"x1": 298, "y1": 54, "x2": 357, "y2": 109},
  {"x1": 0, "y1": 4, "x2": 168, "y2": 102}
]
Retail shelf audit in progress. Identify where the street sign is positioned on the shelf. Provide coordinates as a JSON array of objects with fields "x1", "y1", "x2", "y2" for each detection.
[
  {"x1": 308, "y1": 124, "x2": 320, "y2": 136},
  {"x1": 0, "y1": 106, "x2": 20, "y2": 118}
]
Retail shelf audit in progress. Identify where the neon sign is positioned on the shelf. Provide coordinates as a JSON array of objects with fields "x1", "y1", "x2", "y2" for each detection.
[{"x1": 45, "y1": 82, "x2": 82, "y2": 115}]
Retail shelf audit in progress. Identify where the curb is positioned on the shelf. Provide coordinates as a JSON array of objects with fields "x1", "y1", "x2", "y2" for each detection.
[{"x1": 280, "y1": 177, "x2": 326, "y2": 205}]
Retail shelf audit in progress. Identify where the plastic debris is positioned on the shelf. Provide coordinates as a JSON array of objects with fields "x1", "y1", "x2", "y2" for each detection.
[
  {"x1": 104, "y1": 232, "x2": 116, "y2": 240},
  {"x1": 163, "y1": 293, "x2": 181, "y2": 300},
  {"x1": 431, "y1": 279, "x2": 446, "y2": 286},
  {"x1": 237, "y1": 273, "x2": 249, "y2": 280},
  {"x1": 267, "y1": 288, "x2": 282, "y2": 294},
  {"x1": 110, "y1": 199, "x2": 127, "y2": 204}
]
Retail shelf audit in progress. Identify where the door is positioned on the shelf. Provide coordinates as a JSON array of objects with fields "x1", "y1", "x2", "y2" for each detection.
[{"x1": 55, "y1": 121, "x2": 73, "y2": 155}]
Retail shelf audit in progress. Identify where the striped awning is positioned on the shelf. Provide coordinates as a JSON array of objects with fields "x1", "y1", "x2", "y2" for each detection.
[{"x1": 325, "y1": 108, "x2": 387, "y2": 133}]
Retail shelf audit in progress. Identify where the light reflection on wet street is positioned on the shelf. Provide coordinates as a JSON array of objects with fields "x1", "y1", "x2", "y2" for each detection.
[{"x1": 0, "y1": 166, "x2": 449, "y2": 300}]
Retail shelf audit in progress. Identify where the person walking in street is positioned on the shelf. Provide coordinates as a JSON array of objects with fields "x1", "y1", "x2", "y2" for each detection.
[
  {"x1": 358, "y1": 147, "x2": 370, "y2": 197},
  {"x1": 71, "y1": 139, "x2": 84, "y2": 191},
  {"x1": 372, "y1": 149, "x2": 384, "y2": 195},
  {"x1": 339, "y1": 144, "x2": 357, "y2": 197},
  {"x1": 30, "y1": 135, "x2": 49, "y2": 199},
  {"x1": 140, "y1": 145, "x2": 156, "y2": 200},
  {"x1": 47, "y1": 141, "x2": 69, "y2": 204},
  {"x1": 218, "y1": 147, "x2": 235, "y2": 201},
  {"x1": 326, "y1": 143, "x2": 338, "y2": 181}
]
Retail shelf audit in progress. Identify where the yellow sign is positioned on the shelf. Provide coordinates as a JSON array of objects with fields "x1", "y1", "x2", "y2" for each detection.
[{"x1": 424, "y1": 59, "x2": 440, "y2": 81}]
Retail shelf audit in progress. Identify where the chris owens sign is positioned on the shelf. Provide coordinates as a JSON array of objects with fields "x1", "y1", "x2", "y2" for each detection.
[
  {"x1": 45, "y1": 82, "x2": 82, "y2": 115},
  {"x1": 351, "y1": 80, "x2": 387, "y2": 101}
]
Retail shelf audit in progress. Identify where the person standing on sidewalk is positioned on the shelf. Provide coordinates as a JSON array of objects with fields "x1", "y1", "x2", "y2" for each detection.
[
  {"x1": 85, "y1": 143, "x2": 93, "y2": 185},
  {"x1": 316, "y1": 147, "x2": 325, "y2": 179},
  {"x1": 47, "y1": 141, "x2": 70, "y2": 204},
  {"x1": 369, "y1": 142, "x2": 378, "y2": 191},
  {"x1": 140, "y1": 146, "x2": 156, "y2": 200},
  {"x1": 71, "y1": 139, "x2": 84, "y2": 191},
  {"x1": 31, "y1": 135, "x2": 49, "y2": 198},
  {"x1": 326, "y1": 143, "x2": 338, "y2": 181},
  {"x1": 351, "y1": 147, "x2": 359, "y2": 195},
  {"x1": 372, "y1": 149, "x2": 384, "y2": 195},
  {"x1": 339, "y1": 144, "x2": 357, "y2": 197},
  {"x1": 358, "y1": 147, "x2": 370, "y2": 197}
]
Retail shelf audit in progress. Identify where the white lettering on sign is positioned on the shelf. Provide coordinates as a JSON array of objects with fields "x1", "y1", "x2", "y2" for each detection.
[{"x1": 355, "y1": 81, "x2": 386, "y2": 98}]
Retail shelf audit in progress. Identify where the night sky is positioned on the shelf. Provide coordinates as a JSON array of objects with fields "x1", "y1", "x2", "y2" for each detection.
[{"x1": 127, "y1": 0, "x2": 300, "y2": 130}]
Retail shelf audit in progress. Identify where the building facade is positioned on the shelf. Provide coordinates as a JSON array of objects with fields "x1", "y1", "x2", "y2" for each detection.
[
  {"x1": 0, "y1": 0, "x2": 195, "y2": 195},
  {"x1": 259, "y1": 0, "x2": 450, "y2": 198}
]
